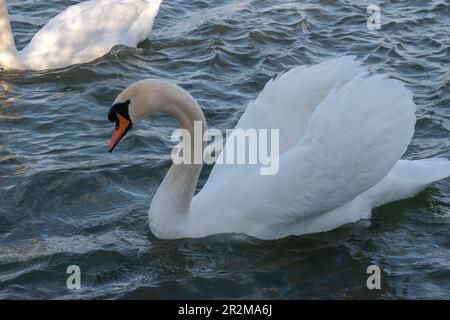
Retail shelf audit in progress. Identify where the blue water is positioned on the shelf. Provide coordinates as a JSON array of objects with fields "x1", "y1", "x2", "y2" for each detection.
[{"x1": 0, "y1": 0, "x2": 449, "y2": 299}]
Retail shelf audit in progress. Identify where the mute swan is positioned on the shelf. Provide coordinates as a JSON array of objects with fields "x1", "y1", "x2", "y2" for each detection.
[
  {"x1": 107, "y1": 56, "x2": 450, "y2": 240},
  {"x1": 0, "y1": 0, "x2": 162, "y2": 70}
]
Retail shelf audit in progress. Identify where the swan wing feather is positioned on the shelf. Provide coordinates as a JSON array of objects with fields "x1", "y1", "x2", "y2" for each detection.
[
  {"x1": 236, "y1": 56, "x2": 366, "y2": 152},
  {"x1": 279, "y1": 74, "x2": 416, "y2": 214},
  {"x1": 192, "y1": 73, "x2": 416, "y2": 239},
  {"x1": 202, "y1": 56, "x2": 366, "y2": 191}
]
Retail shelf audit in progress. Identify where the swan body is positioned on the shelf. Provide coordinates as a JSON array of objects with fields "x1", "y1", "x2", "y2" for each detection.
[
  {"x1": 0, "y1": 0, "x2": 162, "y2": 70},
  {"x1": 107, "y1": 56, "x2": 450, "y2": 240}
]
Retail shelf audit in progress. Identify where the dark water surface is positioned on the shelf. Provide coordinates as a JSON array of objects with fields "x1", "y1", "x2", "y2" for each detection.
[{"x1": 0, "y1": 0, "x2": 449, "y2": 299}]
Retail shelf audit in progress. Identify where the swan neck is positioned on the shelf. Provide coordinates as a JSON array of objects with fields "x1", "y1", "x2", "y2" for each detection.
[
  {"x1": 147, "y1": 84, "x2": 207, "y2": 239},
  {"x1": 0, "y1": 0, "x2": 19, "y2": 68},
  {"x1": 159, "y1": 86, "x2": 207, "y2": 137}
]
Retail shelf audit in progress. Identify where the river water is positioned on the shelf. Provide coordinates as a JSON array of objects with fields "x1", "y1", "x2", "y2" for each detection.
[{"x1": 0, "y1": 0, "x2": 449, "y2": 299}]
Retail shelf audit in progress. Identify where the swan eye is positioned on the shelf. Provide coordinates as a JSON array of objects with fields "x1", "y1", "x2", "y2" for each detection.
[
  {"x1": 115, "y1": 119, "x2": 120, "y2": 130},
  {"x1": 108, "y1": 100, "x2": 131, "y2": 123}
]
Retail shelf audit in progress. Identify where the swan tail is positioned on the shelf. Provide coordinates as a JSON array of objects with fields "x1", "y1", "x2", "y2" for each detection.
[
  {"x1": 398, "y1": 158, "x2": 450, "y2": 184},
  {"x1": 366, "y1": 159, "x2": 450, "y2": 207}
]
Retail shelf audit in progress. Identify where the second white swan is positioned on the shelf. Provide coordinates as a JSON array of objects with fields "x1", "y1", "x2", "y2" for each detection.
[
  {"x1": 0, "y1": 0, "x2": 163, "y2": 70},
  {"x1": 107, "y1": 56, "x2": 450, "y2": 240}
]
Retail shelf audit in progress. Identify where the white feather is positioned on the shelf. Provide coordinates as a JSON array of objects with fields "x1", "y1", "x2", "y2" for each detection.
[
  {"x1": 113, "y1": 57, "x2": 450, "y2": 240},
  {"x1": 187, "y1": 57, "x2": 448, "y2": 239},
  {"x1": 0, "y1": 0, "x2": 163, "y2": 70}
]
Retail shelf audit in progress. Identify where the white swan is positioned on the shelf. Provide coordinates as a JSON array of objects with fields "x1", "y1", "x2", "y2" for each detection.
[
  {"x1": 107, "y1": 56, "x2": 450, "y2": 240},
  {"x1": 0, "y1": 0, "x2": 162, "y2": 70}
]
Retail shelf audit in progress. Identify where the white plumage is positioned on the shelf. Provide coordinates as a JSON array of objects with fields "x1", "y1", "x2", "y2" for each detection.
[
  {"x1": 0, "y1": 0, "x2": 163, "y2": 70},
  {"x1": 112, "y1": 57, "x2": 450, "y2": 240}
]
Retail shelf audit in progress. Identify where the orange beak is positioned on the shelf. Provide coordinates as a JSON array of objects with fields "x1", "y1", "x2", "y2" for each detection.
[{"x1": 108, "y1": 114, "x2": 132, "y2": 153}]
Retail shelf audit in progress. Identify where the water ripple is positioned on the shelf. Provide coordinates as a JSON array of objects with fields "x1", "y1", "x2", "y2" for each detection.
[{"x1": 0, "y1": 0, "x2": 449, "y2": 299}]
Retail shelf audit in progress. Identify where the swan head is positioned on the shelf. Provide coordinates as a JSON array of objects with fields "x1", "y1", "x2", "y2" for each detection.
[
  {"x1": 107, "y1": 80, "x2": 162, "y2": 153},
  {"x1": 107, "y1": 99, "x2": 133, "y2": 153},
  {"x1": 107, "y1": 79, "x2": 205, "y2": 153}
]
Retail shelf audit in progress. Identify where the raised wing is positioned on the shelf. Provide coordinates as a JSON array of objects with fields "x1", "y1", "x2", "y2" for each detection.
[
  {"x1": 279, "y1": 75, "x2": 415, "y2": 212},
  {"x1": 244, "y1": 75, "x2": 415, "y2": 231},
  {"x1": 236, "y1": 56, "x2": 366, "y2": 152},
  {"x1": 202, "y1": 56, "x2": 366, "y2": 190},
  {"x1": 192, "y1": 73, "x2": 416, "y2": 239}
]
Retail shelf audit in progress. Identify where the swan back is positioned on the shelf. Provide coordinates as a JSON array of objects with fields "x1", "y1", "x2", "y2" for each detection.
[{"x1": 17, "y1": 0, "x2": 163, "y2": 70}]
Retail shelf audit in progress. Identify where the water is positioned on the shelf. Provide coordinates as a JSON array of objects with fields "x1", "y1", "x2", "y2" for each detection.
[{"x1": 0, "y1": 0, "x2": 449, "y2": 299}]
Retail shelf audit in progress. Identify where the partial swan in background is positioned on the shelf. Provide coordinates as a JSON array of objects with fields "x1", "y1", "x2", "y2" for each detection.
[
  {"x1": 107, "y1": 56, "x2": 450, "y2": 240},
  {"x1": 0, "y1": 0, "x2": 163, "y2": 70}
]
